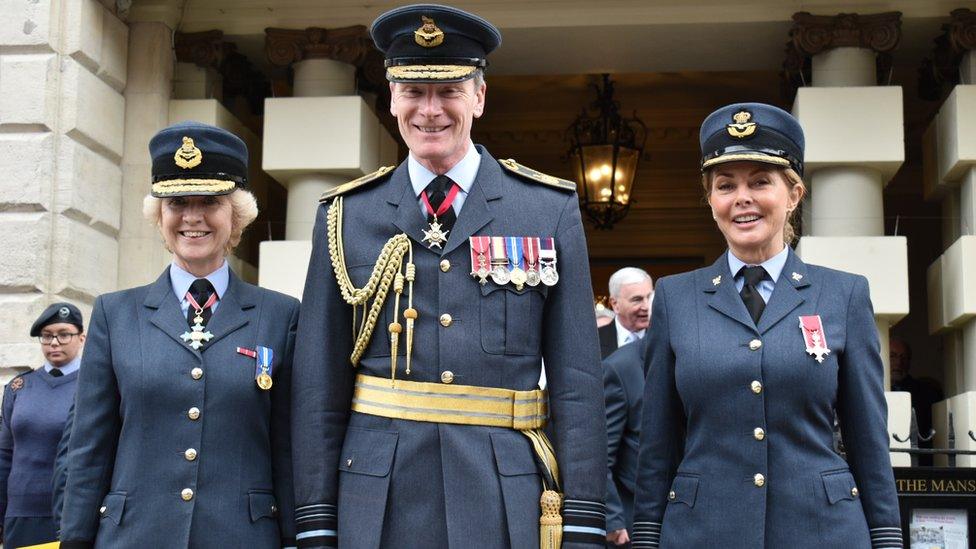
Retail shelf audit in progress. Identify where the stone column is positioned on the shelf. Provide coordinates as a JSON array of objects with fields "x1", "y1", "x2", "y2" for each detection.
[
  {"x1": 924, "y1": 9, "x2": 976, "y2": 466},
  {"x1": 0, "y1": 0, "x2": 128, "y2": 381},
  {"x1": 787, "y1": 11, "x2": 911, "y2": 465},
  {"x1": 259, "y1": 26, "x2": 398, "y2": 298},
  {"x1": 173, "y1": 30, "x2": 224, "y2": 101}
]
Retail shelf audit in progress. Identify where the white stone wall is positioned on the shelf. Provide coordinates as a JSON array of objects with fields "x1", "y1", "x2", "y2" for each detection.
[{"x1": 0, "y1": 0, "x2": 127, "y2": 380}]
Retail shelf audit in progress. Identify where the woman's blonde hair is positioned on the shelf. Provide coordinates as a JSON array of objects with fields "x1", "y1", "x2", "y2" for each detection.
[
  {"x1": 142, "y1": 189, "x2": 259, "y2": 254},
  {"x1": 701, "y1": 166, "x2": 807, "y2": 244}
]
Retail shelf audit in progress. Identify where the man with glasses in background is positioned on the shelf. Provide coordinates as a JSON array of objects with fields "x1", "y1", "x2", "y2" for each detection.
[{"x1": 0, "y1": 303, "x2": 84, "y2": 548}]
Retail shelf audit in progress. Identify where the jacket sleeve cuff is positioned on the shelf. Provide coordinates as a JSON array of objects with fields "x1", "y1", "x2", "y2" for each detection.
[
  {"x1": 295, "y1": 503, "x2": 337, "y2": 548},
  {"x1": 561, "y1": 498, "x2": 606, "y2": 545},
  {"x1": 59, "y1": 541, "x2": 95, "y2": 549},
  {"x1": 631, "y1": 520, "x2": 662, "y2": 547},
  {"x1": 870, "y1": 526, "x2": 903, "y2": 548},
  {"x1": 281, "y1": 537, "x2": 297, "y2": 549}
]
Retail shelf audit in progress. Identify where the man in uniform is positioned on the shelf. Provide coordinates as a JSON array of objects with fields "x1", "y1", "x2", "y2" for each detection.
[{"x1": 291, "y1": 4, "x2": 606, "y2": 548}]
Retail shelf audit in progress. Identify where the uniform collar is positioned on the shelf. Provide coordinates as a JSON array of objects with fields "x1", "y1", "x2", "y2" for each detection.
[
  {"x1": 727, "y1": 244, "x2": 790, "y2": 283},
  {"x1": 44, "y1": 354, "x2": 81, "y2": 376},
  {"x1": 408, "y1": 140, "x2": 481, "y2": 197},
  {"x1": 169, "y1": 260, "x2": 229, "y2": 302}
]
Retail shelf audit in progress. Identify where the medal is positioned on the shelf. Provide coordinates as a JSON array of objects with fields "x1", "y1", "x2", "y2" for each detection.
[
  {"x1": 469, "y1": 236, "x2": 491, "y2": 285},
  {"x1": 539, "y1": 237, "x2": 559, "y2": 286},
  {"x1": 508, "y1": 237, "x2": 527, "y2": 290},
  {"x1": 490, "y1": 236, "x2": 510, "y2": 285},
  {"x1": 255, "y1": 345, "x2": 274, "y2": 390},
  {"x1": 420, "y1": 180, "x2": 459, "y2": 249},
  {"x1": 524, "y1": 237, "x2": 541, "y2": 287},
  {"x1": 798, "y1": 315, "x2": 830, "y2": 363},
  {"x1": 180, "y1": 291, "x2": 217, "y2": 350}
]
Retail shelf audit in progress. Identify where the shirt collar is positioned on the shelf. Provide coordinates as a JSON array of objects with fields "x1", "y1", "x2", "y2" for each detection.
[
  {"x1": 408, "y1": 141, "x2": 481, "y2": 197},
  {"x1": 727, "y1": 245, "x2": 790, "y2": 283},
  {"x1": 169, "y1": 260, "x2": 230, "y2": 303},
  {"x1": 44, "y1": 354, "x2": 81, "y2": 376},
  {"x1": 614, "y1": 317, "x2": 645, "y2": 347}
]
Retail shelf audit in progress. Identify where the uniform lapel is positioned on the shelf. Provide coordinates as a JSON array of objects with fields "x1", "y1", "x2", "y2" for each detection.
[
  {"x1": 702, "y1": 252, "x2": 756, "y2": 333},
  {"x1": 145, "y1": 268, "x2": 201, "y2": 360},
  {"x1": 441, "y1": 146, "x2": 499, "y2": 256},
  {"x1": 756, "y1": 249, "x2": 810, "y2": 335},
  {"x1": 202, "y1": 270, "x2": 255, "y2": 349},
  {"x1": 388, "y1": 163, "x2": 430, "y2": 247}
]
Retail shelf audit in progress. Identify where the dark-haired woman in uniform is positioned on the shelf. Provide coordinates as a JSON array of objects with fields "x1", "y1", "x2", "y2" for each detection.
[{"x1": 631, "y1": 103, "x2": 902, "y2": 548}]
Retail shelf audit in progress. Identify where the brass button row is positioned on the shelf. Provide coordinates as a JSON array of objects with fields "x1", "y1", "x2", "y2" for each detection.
[
  {"x1": 749, "y1": 339, "x2": 762, "y2": 351},
  {"x1": 439, "y1": 313, "x2": 453, "y2": 327},
  {"x1": 184, "y1": 448, "x2": 197, "y2": 461},
  {"x1": 753, "y1": 427, "x2": 765, "y2": 441},
  {"x1": 440, "y1": 259, "x2": 451, "y2": 272},
  {"x1": 440, "y1": 371, "x2": 455, "y2": 384},
  {"x1": 750, "y1": 380, "x2": 763, "y2": 394},
  {"x1": 188, "y1": 407, "x2": 200, "y2": 420},
  {"x1": 754, "y1": 473, "x2": 765, "y2": 487},
  {"x1": 181, "y1": 488, "x2": 194, "y2": 501},
  {"x1": 191, "y1": 367, "x2": 203, "y2": 380}
]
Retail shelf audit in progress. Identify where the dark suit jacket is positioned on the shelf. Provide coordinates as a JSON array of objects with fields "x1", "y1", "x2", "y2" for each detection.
[
  {"x1": 599, "y1": 323, "x2": 618, "y2": 359},
  {"x1": 604, "y1": 337, "x2": 648, "y2": 534}
]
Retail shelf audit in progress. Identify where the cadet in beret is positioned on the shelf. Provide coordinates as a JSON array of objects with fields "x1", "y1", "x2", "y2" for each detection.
[
  {"x1": 0, "y1": 303, "x2": 84, "y2": 548},
  {"x1": 59, "y1": 121, "x2": 299, "y2": 548},
  {"x1": 291, "y1": 4, "x2": 606, "y2": 548},
  {"x1": 631, "y1": 103, "x2": 902, "y2": 548}
]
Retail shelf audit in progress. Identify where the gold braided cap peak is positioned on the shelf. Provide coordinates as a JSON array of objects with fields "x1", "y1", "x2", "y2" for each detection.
[
  {"x1": 498, "y1": 158, "x2": 576, "y2": 192},
  {"x1": 319, "y1": 166, "x2": 396, "y2": 202}
]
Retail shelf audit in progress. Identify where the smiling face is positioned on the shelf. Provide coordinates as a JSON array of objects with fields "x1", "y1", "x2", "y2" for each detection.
[
  {"x1": 706, "y1": 161, "x2": 803, "y2": 264},
  {"x1": 390, "y1": 79, "x2": 486, "y2": 173},
  {"x1": 611, "y1": 279, "x2": 653, "y2": 333},
  {"x1": 161, "y1": 194, "x2": 233, "y2": 276}
]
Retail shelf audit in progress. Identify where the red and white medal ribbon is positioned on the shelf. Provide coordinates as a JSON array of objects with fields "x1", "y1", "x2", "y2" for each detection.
[
  {"x1": 799, "y1": 315, "x2": 830, "y2": 363},
  {"x1": 469, "y1": 236, "x2": 491, "y2": 284}
]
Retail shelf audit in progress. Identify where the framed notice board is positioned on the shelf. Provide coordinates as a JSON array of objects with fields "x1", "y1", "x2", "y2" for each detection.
[{"x1": 894, "y1": 467, "x2": 976, "y2": 549}]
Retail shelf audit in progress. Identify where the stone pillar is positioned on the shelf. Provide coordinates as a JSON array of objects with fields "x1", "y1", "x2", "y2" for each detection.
[
  {"x1": 259, "y1": 26, "x2": 398, "y2": 298},
  {"x1": 173, "y1": 30, "x2": 224, "y2": 101},
  {"x1": 0, "y1": 0, "x2": 128, "y2": 382},
  {"x1": 924, "y1": 8, "x2": 976, "y2": 466},
  {"x1": 788, "y1": 11, "x2": 911, "y2": 465}
]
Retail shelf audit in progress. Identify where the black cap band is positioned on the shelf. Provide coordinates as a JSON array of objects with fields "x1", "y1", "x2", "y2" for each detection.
[{"x1": 152, "y1": 152, "x2": 248, "y2": 187}]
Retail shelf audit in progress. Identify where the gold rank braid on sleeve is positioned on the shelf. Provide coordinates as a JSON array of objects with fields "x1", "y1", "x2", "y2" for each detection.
[{"x1": 326, "y1": 197, "x2": 417, "y2": 374}]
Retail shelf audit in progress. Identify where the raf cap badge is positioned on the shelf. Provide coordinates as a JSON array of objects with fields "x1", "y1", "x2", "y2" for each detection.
[
  {"x1": 174, "y1": 136, "x2": 203, "y2": 169},
  {"x1": 58, "y1": 306, "x2": 70, "y2": 319},
  {"x1": 727, "y1": 110, "x2": 757, "y2": 139},
  {"x1": 415, "y1": 16, "x2": 445, "y2": 48}
]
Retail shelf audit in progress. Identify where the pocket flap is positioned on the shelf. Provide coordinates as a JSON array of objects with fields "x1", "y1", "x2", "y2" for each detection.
[
  {"x1": 338, "y1": 427, "x2": 398, "y2": 477},
  {"x1": 479, "y1": 281, "x2": 548, "y2": 298},
  {"x1": 491, "y1": 432, "x2": 539, "y2": 476},
  {"x1": 668, "y1": 475, "x2": 699, "y2": 507},
  {"x1": 248, "y1": 490, "x2": 279, "y2": 522},
  {"x1": 821, "y1": 470, "x2": 858, "y2": 504},
  {"x1": 99, "y1": 491, "x2": 126, "y2": 525}
]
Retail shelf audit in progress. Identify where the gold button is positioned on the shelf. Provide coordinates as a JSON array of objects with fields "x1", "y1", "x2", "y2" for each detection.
[
  {"x1": 188, "y1": 407, "x2": 200, "y2": 420},
  {"x1": 851, "y1": 487, "x2": 859, "y2": 497},
  {"x1": 751, "y1": 380, "x2": 763, "y2": 394},
  {"x1": 181, "y1": 488, "x2": 194, "y2": 501},
  {"x1": 668, "y1": 490, "x2": 676, "y2": 500},
  {"x1": 749, "y1": 339, "x2": 762, "y2": 351},
  {"x1": 753, "y1": 427, "x2": 765, "y2": 441},
  {"x1": 184, "y1": 448, "x2": 197, "y2": 461},
  {"x1": 191, "y1": 367, "x2": 203, "y2": 380},
  {"x1": 441, "y1": 371, "x2": 455, "y2": 384},
  {"x1": 754, "y1": 473, "x2": 765, "y2": 487},
  {"x1": 99, "y1": 505, "x2": 107, "y2": 514},
  {"x1": 440, "y1": 259, "x2": 451, "y2": 272},
  {"x1": 439, "y1": 313, "x2": 453, "y2": 327}
]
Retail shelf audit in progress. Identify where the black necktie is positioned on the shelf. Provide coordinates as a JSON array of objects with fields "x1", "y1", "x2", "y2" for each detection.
[
  {"x1": 187, "y1": 278, "x2": 217, "y2": 328},
  {"x1": 49, "y1": 368, "x2": 64, "y2": 377},
  {"x1": 738, "y1": 265, "x2": 767, "y2": 324},
  {"x1": 424, "y1": 175, "x2": 458, "y2": 235}
]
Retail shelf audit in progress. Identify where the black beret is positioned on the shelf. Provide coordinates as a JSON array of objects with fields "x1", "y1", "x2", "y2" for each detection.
[
  {"x1": 700, "y1": 102, "x2": 805, "y2": 177},
  {"x1": 371, "y1": 4, "x2": 501, "y2": 83},
  {"x1": 149, "y1": 121, "x2": 249, "y2": 197},
  {"x1": 30, "y1": 302, "x2": 83, "y2": 337}
]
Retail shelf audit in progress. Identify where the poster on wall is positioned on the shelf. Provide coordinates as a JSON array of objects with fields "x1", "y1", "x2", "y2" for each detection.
[{"x1": 910, "y1": 508, "x2": 969, "y2": 549}]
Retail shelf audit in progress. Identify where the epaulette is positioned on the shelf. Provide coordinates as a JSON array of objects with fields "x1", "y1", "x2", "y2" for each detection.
[
  {"x1": 498, "y1": 158, "x2": 576, "y2": 192},
  {"x1": 319, "y1": 166, "x2": 396, "y2": 202}
]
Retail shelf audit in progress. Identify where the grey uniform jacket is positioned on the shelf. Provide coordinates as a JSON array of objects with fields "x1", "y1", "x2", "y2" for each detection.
[
  {"x1": 292, "y1": 147, "x2": 607, "y2": 549},
  {"x1": 603, "y1": 337, "x2": 647, "y2": 534},
  {"x1": 631, "y1": 250, "x2": 903, "y2": 549},
  {"x1": 60, "y1": 268, "x2": 299, "y2": 549}
]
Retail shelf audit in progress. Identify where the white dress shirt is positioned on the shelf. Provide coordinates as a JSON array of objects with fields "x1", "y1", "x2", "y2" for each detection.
[{"x1": 408, "y1": 141, "x2": 482, "y2": 217}]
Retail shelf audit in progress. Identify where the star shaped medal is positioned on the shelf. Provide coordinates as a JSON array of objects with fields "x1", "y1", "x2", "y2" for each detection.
[
  {"x1": 181, "y1": 290, "x2": 217, "y2": 350},
  {"x1": 420, "y1": 180, "x2": 459, "y2": 249}
]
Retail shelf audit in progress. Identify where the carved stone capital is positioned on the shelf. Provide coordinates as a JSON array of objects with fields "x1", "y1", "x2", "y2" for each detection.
[
  {"x1": 790, "y1": 11, "x2": 902, "y2": 56},
  {"x1": 947, "y1": 8, "x2": 976, "y2": 53},
  {"x1": 918, "y1": 9, "x2": 976, "y2": 101},
  {"x1": 265, "y1": 26, "x2": 375, "y2": 67},
  {"x1": 174, "y1": 30, "x2": 224, "y2": 69}
]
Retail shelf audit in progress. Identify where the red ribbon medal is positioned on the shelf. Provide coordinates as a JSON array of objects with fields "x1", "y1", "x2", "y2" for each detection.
[
  {"x1": 798, "y1": 315, "x2": 830, "y2": 363},
  {"x1": 469, "y1": 236, "x2": 491, "y2": 285}
]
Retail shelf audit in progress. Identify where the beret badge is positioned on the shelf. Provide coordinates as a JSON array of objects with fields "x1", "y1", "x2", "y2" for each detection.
[
  {"x1": 174, "y1": 136, "x2": 203, "y2": 169},
  {"x1": 727, "y1": 110, "x2": 757, "y2": 139},
  {"x1": 414, "y1": 16, "x2": 445, "y2": 48},
  {"x1": 58, "y1": 306, "x2": 70, "y2": 319}
]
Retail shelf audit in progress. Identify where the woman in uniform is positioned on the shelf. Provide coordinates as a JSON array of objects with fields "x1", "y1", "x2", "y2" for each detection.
[
  {"x1": 59, "y1": 121, "x2": 299, "y2": 548},
  {"x1": 0, "y1": 303, "x2": 84, "y2": 548},
  {"x1": 630, "y1": 103, "x2": 902, "y2": 548}
]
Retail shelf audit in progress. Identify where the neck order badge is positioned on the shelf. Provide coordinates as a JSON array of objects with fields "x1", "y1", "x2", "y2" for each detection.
[{"x1": 181, "y1": 290, "x2": 217, "y2": 350}]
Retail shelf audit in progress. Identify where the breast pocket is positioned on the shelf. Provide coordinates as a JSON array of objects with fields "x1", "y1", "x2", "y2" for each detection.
[{"x1": 480, "y1": 282, "x2": 548, "y2": 356}]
